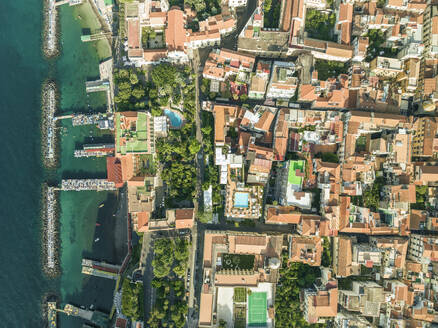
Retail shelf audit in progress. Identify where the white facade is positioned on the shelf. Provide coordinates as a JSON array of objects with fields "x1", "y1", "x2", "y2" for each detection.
[
  {"x1": 228, "y1": 0, "x2": 247, "y2": 7},
  {"x1": 186, "y1": 36, "x2": 221, "y2": 49}
]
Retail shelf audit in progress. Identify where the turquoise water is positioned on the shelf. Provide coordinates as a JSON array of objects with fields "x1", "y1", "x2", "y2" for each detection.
[
  {"x1": 56, "y1": 4, "x2": 119, "y2": 328},
  {"x1": 0, "y1": 0, "x2": 119, "y2": 326},
  {"x1": 234, "y1": 192, "x2": 250, "y2": 208},
  {"x1": 0, "y1": 0, "x2": 50, "y2": 326},
  {"x1": 164, "y1": 108, "x2": 184, "y2": 128}
]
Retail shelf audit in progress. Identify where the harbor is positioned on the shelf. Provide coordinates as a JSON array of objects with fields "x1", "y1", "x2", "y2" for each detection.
[
  {"x1": 42, "y1": 184, "x2": 60, "y2": 277},
  {"x1": 61, "y1": 179, "x2": 116, "y2": 191},
  {"x1": 42, "y1": 0, "x2": 82, "y2": 58},
  {"x1": 37, "y1": 0, "x2": 119, "y2": 326},
  {"x1": 41, "y1": 81, "x2": 59, "y2": 168}
]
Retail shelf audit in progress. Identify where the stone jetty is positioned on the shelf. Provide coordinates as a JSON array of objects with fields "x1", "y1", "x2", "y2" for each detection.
[
  {"x1": 41, "y1": 184, "x2": 60, "y2": 278},
  {"x1": 41, "y1": 81, "x2": 59, "y2": 168}
]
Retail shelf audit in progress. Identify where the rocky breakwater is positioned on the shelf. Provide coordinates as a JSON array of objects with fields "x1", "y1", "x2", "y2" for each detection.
[
  {"x1": 41, "y1": 80, "x2": 59, "y2": 168},
  {"x1": 41, "y1": 183, "x2": 60, "y2": 278},
  {"x1": 42, "y1": 0, "x2": 60, "y2": 58}
]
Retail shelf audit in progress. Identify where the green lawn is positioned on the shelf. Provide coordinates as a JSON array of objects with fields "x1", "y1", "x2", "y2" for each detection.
[
  {"x1": 222, "y1": 254, "x2": 255, "y2": 270},
  {"x1": 355, "y1": 136, "x2": 367, "y2": 153},
  {"x1": 234, "y1": 287, "x2": 247, "y2": 303}
]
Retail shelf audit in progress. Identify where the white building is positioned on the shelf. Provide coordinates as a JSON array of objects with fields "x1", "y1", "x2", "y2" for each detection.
[
  {"x1": 229, "y1": 0, "x2": 247, "y2": 7},
  {"x1": 266, "y1": 61, "x2": 298, "y2": 99}
]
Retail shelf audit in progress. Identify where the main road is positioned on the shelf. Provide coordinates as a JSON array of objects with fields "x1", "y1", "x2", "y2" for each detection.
[{"x1": 187, "y1": 48, "x2": 205, "y2": 328}]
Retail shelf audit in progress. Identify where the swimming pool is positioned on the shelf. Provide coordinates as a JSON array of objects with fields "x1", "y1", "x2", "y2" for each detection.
[
  {"x1": 164, "y1": 109, "x2": 183, "y2": 128},
  {"x1": 234, "y1": 192, "x2": 249, "y2": 208}
]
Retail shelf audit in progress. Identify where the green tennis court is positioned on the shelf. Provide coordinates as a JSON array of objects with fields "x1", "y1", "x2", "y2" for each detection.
[{"x1": 248, "y1": 292, "x2": 267, "y2": 326}]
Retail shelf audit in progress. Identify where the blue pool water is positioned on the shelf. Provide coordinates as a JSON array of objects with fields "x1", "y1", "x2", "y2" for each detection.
[
  {"x1": 234, "y1": 192, "x2": 249, "y2": 208},
  {"x1": 164, "y1": 109, "x2": 183, "y2": 128}
]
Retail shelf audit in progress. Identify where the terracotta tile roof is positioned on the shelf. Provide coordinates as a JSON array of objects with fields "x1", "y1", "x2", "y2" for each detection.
[
  {"x1": 238, "y1": 131, "x2": 251, "y2": 152},
  {"x1": 303, "y1": 38, "x2": 327, "y2": 50},
  {"x1": 128, "y1": 19, "x2": 140, "y2": 49},
  {"x1": 387, "y1": 0, "x2": 403, "y2": 6},
  {"x1": 389, "y1": 184, "x2": 416, "y2": 203},
  {"x1": 128, "y1": 48, "x2": 143, "y2": 58},
  {"x1": 407, "y1": 2, "x2": 427, "y2": 10},
  {"x1": 149, "y1": 11, "x2": 167, "y2": 25},
  {"x1": 107, "y1": 157, "x2": 124, "y2": 188},
  {"x1": 214, "y1": 272, "x2": 259, "y2": 286},
  {"x1": 250, "y1": 157, "x2": 272, "y2": 173},
  {"x1": 274, "y1": 137, "x2": 288, "y2": 160},
  {"x1": 406, "y1": 261, "x2": 422, "y2": 273},
  {"x1": 199, "y1": 293, "x2": 213, "y2": 325},
  {"x1": 374, "y1": 237, "x2": 408, "y2": 269},
  {"x1": 137, "y1": 212, "x2": 150, "y2": 232},
  {"x1": 254, "y1": 111, "x2": 275, "y2": 132},
  {"x1": 339, "y1": 3, "x2": 353, "y2": 22},
  {"x1": 175, "y1": 209, "x2": 194, "y2": 229},
  {"x1": 337, "y1": 237, "x2": 352, "y2": 276},
  {"x1": 290, "y1": 236, "x2": 322, "y2": 266},
  {"x1": 165, "y1": 8, "x2": 187, "y2": 52},
  {"x1": 326, "y1": 42, "x2": 353, "y2": 58},
  {"x1": 418, "y1": 165, "x2": 438, "y2": 183},
  {"x1": 432, "y1": 16, "x2": 438, "y2": 35},
  {"x1": 305, "y1": 286, "x2": 338, "y2": 322},
  {"x1": 301, "y1": 215, "x2": 328, "y2": 236},
  {"x1": 121, "y1": 154, "x2": 135, "y2": 182},
  {"x1": 292, "y1": 0, "x2": 304, "y2": 19},
  {"x1": 282, "y1": 0, "x2": 292, "y2": 31},
  {"x1": 358, "y1": 37, "x2": 369, "y2": 54},
  {"x1": 266, "y1": 206, "x2": 301, "y2": 224},
  {"x1": 143, "y1": 49, "x2": 167, "y2": 61},
  {"x1": 248, "y1": 143, "x2": 275, "y2": 160},
  {"x1": 340, "y1": 22, "x2": 351, "y2": 45},
  {"x1": 424, "y1": 78, "x2": 437, "y2": 95}
]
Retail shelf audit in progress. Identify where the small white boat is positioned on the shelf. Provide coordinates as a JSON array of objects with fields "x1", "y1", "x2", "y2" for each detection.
[{"x1": 94, "y1": 238, "x2": 100, "y2": 242}]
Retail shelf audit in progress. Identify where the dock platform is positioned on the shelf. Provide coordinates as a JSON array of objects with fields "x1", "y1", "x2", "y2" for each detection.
[
  {"x1": 82, "y1": 258, "x2": 120, "y2": 280},
  {"x1": 61, "y1": 179, "x2": 116, "y2": 191}
]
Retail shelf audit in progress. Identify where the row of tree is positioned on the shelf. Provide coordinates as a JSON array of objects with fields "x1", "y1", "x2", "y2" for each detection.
[
  {"x1": 275, "y1": 255, "x2": 323, "y2": 327},
  {"x1": 114, "y1": 68, "x2": 148, "y2": 110},
  {"x1": 121, "y1": 278, "x2": 144, "y2": 321},
  {"x1": 148, "y1": 238, "x2": 190, "y2": 328}
]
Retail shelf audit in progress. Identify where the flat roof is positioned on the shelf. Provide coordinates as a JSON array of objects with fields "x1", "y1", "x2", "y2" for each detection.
[
  {"x1": 288, "y1": 160, "x2": 305, "y2": 186},
  {"x1": 116, "y1": 112, "x2": 150, "y2": 154}
]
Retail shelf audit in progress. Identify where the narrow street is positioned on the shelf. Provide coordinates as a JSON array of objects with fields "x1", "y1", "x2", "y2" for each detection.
[
  {"x1": 187, "y1": 47, "x2": 205, "y2": 328},
  {"x1": 192, "y1": 48, "x2": 205, "y2": 214},
  {"x1": 141, "y1": 233, "x2": 154, "y2": 323}
]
